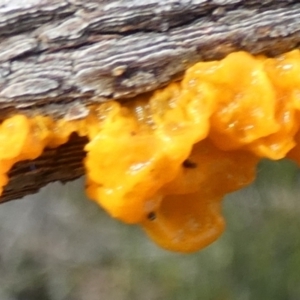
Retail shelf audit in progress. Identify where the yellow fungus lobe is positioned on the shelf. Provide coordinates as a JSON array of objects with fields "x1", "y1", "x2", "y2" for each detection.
[{"x1": 1, "y1": 50, "x2": 300, "y2": 252}]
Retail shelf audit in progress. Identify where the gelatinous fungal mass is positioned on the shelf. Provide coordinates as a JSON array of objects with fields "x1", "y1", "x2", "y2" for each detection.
[{"x1": 2, "y1": 50, "x2": 300, "y2": 252}]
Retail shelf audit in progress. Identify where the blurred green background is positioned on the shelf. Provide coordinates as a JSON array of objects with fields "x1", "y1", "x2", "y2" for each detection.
[{"x1": 0, "y1": 159, "x2": 300, "y2": 300}]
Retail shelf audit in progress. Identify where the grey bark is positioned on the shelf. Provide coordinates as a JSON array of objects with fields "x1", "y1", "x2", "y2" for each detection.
[{"x1": 1, "y1": 0, "x2": 300, "y2": 202}]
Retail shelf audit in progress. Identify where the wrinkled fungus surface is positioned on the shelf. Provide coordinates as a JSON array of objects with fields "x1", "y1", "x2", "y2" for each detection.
[{"x1": 2, "y1": 50, "x2": 300, "y2": 252}]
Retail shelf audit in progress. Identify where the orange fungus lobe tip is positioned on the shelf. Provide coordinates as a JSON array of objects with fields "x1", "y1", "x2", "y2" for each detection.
[{"x1": 1, "y1": 50, "x2": 300, "y2": 252}]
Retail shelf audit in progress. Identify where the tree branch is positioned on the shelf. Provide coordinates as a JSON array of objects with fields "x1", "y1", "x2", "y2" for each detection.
[{"x1": 1, "y1": 0, "x2": 300, "y2": 202}]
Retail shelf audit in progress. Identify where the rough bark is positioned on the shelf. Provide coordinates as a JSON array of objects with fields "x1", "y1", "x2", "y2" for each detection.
[{"x1": 1, "y1": 0, "x2": 300, "y2": 202}]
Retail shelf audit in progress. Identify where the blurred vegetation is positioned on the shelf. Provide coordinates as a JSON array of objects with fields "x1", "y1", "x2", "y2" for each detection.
[{"x1": 0, "y1": 159, "x2": 300, "y2": 300}]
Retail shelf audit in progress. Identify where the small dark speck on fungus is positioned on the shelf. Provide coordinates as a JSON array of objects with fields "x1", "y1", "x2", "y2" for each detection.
[
  {"x1": 183, "y1": 159, "x2": 197, "y2": 169},
  {"x1": 147, "y1": 211, "x2": 156, "y2": 221}
]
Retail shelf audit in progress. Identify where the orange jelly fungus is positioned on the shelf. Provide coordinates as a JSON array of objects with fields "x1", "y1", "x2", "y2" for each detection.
[{"x1": 1, "y1": 50, "x2": 300, "y2": 252}]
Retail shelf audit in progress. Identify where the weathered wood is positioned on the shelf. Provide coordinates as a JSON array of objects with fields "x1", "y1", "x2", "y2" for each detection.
[
  {"x1": 1, "y1": 0, "x2": 300, "y2": 202},
  {"x1": 2, "y1": 134, "x2": 87, "y2": 203}
]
